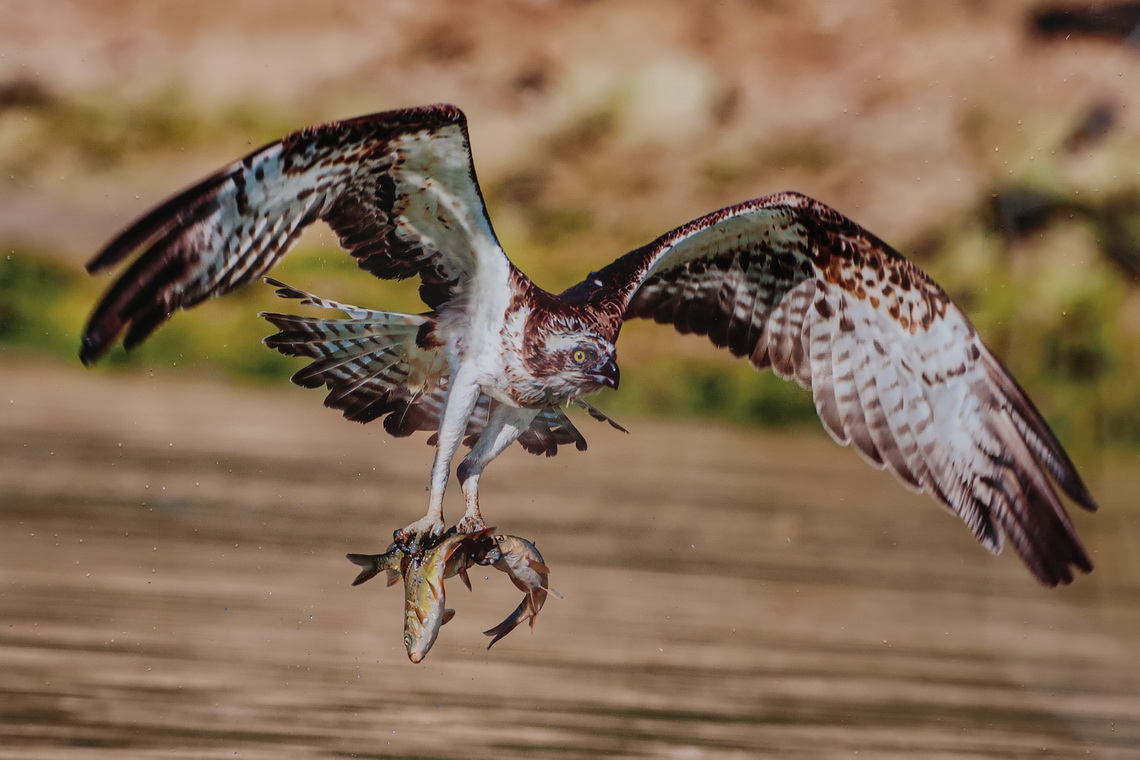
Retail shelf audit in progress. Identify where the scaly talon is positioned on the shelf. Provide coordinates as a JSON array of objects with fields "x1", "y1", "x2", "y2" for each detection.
[
  {"x1": 454, "y1": 513, "x2": 487, "y2": 536},
  {"x1": 394, "y1": 517, "x2": 445, "y2": 555}
]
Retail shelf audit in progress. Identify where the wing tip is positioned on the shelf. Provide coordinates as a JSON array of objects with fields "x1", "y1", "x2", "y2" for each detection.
[
  {"x1": 1052, "y1": 526, "x2": 1096, "y2": 586},
  {"x1": 1063, "y1": 475, "x2": 1099, "y2": 514},
  {"x1": 85, "y1": 250, "x2": 114, "y2": 275},
  {"x1": 86, "y1": 228, "x2": 144, "y2": 275},
  {"x1": 78, "y1": 315, "x2": 123, "y2": 367},
  {"x1": 77, "y1": 336, "x2": 103, "y2": 367},
  {"x1": 1033, "y1": 553, "x2": 1094, "y2": 588}
]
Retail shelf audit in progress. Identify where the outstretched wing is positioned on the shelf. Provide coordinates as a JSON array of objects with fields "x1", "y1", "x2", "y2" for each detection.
[
  {"x1": 586, "y1": 191, "x2": 1096, "y2": 586},
  {"x1": 81, "y1": 103, "x2": 507, "y2": 364}
]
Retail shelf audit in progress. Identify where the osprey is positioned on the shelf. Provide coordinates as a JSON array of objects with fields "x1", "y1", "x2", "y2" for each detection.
[{"x1": 81, "y1": 104, "x2": 1096, "y2": 586}]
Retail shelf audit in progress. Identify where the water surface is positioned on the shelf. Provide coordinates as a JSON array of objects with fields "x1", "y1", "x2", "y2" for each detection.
[{"x1": 2, "y1": 363, "x2": 1137, "y2": 758}]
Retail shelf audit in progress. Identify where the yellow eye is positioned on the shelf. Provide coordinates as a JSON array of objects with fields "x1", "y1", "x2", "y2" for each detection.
[{"x1": 571, "y1": 349, "x2": 588, "y2": 365}]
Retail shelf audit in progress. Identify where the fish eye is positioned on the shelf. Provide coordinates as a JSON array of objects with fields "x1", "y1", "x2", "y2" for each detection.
[
  {"x1": 571, "y1": 349, "x2": 589, "y2": 365},
  {"x1": 404, "y1": 632, "x2": 414, "y2": 649}
]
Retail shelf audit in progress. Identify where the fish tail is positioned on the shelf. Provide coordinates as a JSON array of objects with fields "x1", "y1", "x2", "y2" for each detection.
[
  {"x1": 483, "y1": 597, "x2": 533, "y2": 649},
  {"x1": 346, "y1": 553, "x2": 382, "y2": 586}
]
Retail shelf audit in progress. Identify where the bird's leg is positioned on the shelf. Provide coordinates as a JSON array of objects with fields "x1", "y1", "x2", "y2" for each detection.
[
  {"x1": 455, "y1": 404, "x2": 540, "y2": 535},
  {"x1": 393, "y1": 367, "x2": 483, "y2": 554}
]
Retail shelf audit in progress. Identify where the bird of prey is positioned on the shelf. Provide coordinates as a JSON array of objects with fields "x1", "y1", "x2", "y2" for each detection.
[{"x1": 80, "y1": 103, "x2": 1096, "y2": 586}]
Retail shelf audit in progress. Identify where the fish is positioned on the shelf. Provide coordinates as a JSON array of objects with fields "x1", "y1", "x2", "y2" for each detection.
[
  {"x1": 402, "y1": 528, "x2": 496, "y2": 663},
  {"x1": 346, "y1": 531, "x2": 498, "y2": 590},
  {"x1": 483, "y1": 534, "x2": 563, "y2": 649},
  {"x1": 345, "y1": 545, "x2": 404, "y2": 587}
]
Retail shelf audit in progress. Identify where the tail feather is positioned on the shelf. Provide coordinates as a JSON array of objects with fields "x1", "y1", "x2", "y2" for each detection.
[
  {"x1": 261, "y1": 280, "x2": 448, "y2": 429},
  {"x1": 264, "y1": 276, "x2": 393, "y2": 320},
  {"x1": 262, "y1": 314, "x2": 417, "y2": 361}
]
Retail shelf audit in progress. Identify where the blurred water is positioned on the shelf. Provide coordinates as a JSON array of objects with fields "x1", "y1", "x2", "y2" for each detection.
[{"x1": 1, "y1": 363, "x2": 1138, "y2": 759}]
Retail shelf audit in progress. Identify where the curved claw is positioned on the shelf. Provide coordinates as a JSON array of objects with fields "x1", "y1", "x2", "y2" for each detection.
[
  {"x1": 454, "y1": 513, "x2": 487, "y2": 536},
  {"x1": 393, "y1": 517, "x2": 446, "y2": 555}
]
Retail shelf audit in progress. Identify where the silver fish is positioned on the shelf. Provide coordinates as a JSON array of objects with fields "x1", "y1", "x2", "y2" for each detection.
[{"x1": 484, "y1": 534, "x2": 562, "y2": 649}]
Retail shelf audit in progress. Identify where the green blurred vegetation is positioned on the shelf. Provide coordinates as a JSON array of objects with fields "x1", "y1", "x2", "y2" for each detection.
[{"x1": 2, "y1": 89, "x2": 1138, "y2": 450}]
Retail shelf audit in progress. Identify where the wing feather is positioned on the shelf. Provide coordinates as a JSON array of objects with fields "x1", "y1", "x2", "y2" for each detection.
[
  {"x1": 829, "y1": 303, "x2": 886, "y2": 468},
  {"x1": 806, "y1": 293, "x2": 846, "y2": 444},
  {"x1": 848, "y1": 320, "x2": 921, "y2": 489},
  {"x1": 82, "y1": 104, "x2": 507, "y2": 364},
  {"x1": 724, "y1": 259, "x2": 759, "y2": 357},
  {"x1": 587, "y1": 191, "x2": 1095, "y2": 585}
]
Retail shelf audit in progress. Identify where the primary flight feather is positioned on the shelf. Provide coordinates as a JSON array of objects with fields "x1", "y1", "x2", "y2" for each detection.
[{"x1": 81, "y1": 103, "x2": 1096, "y2": 585}]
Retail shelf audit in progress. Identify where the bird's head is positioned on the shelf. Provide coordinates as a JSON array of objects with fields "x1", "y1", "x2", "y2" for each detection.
[{"x1": 525, "y1": 322, "x2": 620, "y2": 400}]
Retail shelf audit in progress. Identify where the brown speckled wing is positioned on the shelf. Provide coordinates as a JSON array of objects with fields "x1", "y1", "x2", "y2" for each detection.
[
  {"x1": 82, "y1": 104, "x2": 506, "y2": 364},
  {"x1": 589, "y1": 191, "x2": 1096, "y2": 586}
]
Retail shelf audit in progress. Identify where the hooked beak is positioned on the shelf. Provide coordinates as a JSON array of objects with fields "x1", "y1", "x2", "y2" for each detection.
[{"x1": 593, "y1": 359, "x2": 620, "y2": 390}]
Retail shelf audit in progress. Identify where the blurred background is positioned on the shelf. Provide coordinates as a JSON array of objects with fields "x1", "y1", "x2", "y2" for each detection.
[{"x1": 1, "y1": 1, "x2": 1138, "y2": 758}]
